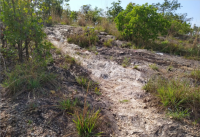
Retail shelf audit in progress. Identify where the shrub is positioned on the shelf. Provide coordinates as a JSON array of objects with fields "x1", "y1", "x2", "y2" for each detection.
[
  {"x1": 68, "y1": 28, "x2": 98, "y2": 48},
  {"x1": 78, "y1": 18, "x2": 86, "y2": 26},
  {"x1": 161, "y1": 40, "x2": 169, "y2": 45},
  {"x1": 96, "y1": 19, "x2": 123, "y2": 40},
  {"x1": 115, "y1": 3, "x2": 170, "y2": 44}
]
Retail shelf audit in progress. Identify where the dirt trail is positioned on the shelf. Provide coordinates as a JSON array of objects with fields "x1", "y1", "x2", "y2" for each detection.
[{"x1": 46, "y1": 25, "x2": 200, "y2": 137}]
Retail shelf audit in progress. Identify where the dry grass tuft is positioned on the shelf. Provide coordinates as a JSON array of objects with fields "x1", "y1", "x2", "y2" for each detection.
[
  {"x1": 3, "y1": 59, "x2": 56, "y2": 97},
  {"x1": 73, "y1": 82, "x2": 103, "y2": 136},
  {"x1": 144, "y1": 76, "x2": 200, "y2": 120}
]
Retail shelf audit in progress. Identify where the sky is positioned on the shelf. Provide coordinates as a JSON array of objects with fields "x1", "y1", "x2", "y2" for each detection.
[{"x1": 67, "y1": 0, "x2": 200, "y2": 27}]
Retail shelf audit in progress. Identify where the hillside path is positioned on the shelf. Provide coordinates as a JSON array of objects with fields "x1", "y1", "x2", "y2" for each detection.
[{"x1": 45, "y1": 25, "x2": 200, "y2": 137}]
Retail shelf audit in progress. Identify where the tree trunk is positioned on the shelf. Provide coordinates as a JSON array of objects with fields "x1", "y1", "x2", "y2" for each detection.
[
  {"x1": 18, "y1": 41, "x2": 23, "y2": 62},
  {"x1": 25, "y1": 40, "x2": 29, "y2": 60}
]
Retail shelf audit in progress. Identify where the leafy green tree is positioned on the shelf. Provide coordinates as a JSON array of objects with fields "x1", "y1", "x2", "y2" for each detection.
[
  {"x1": 80, "y1": 5, "x2": 103, "y2": 23},
  {"x1": 0, "y1": 0, "x2": 46, "y2": 62},
  {"x1": 115, "y1": 3, "x2": 170, "y2": 44},
  {"x1": 106, "y1": 0, "x2": 124, "y2": 21},
  {"x1": 38, "y1": 0, "x2": 69, "y2": 25}
]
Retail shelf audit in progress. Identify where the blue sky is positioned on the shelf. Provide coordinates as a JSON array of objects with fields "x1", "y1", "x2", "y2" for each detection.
[{"x1": 67, "y1": 0, "x2": 200, "y2": 27}]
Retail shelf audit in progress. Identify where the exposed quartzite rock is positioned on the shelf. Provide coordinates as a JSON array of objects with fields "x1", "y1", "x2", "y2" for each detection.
[
  {"x1": 45, "y1": 25, "x2": 200, "y2": 137},
  {"x1": 99, "y1": 32, "x2": 108, "y2": 35}
]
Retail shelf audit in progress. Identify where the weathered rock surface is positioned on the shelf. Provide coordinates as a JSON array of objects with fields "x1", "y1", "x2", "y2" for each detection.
[{"x1": 45, "y1": 25, "x2": 200, "y2": 137}]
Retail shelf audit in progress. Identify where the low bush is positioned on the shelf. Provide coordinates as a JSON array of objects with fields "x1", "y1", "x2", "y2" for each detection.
[
  {"x1": 78, "y1": 18, "x2": 86, "y2": 27},
  {"x1": 96, "y1": 19, "x2": 123, "y2": 40},
  {"x1": 142, "y1": 39, "x2": 200, "y2": 60},
  {"x1": 68, "y1": 28, "x2": 98, "y2": 48}
]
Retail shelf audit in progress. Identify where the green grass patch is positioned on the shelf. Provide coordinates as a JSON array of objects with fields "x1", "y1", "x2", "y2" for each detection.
[
  {"x1": 103, "y1": 39, "x2": 113, "y2": 47},
  {"x1": 190, "y1": 69, "x2": 200, "y2": 81},
  {"x1": 75, "y1": 76, "x2": 98, "y2": 90},
  {"x1": 120, "y1": 100, "x2": 129, "y2": 103},
  {"x1": 94, "y1": 87, "x2": 101, "y2": 96},
  {"x1": 166, "y1": 108, "x2": 190, "y2": 120},
  {"x1": 149, "y1": 64, "x2": 159, "y2": 71},
  {"x1": 73, "y1": 84, "x2": 102, "y2": 137},
  {"x1": 133, "y1": 65, "x2": 139, "y2": 69},
  {"x1": 58, "y1": 98, "x2": 78, "y2": 113},
  {"x1": 3, "y1": 59, "x2": 56, "y2": 97},
  {"x1": 73, "y1": 109, "x2": 102, "y2": 137},
  {"x1": 55, "y1": 48, "x2": 62, "y2": 54},
  {"x1": 144, "y1": 76, "x2": 200, "y2": 119},
  {"x1": 64, "y1": 55, "x2": 75, "y2": 64},
  {"x1": 122, "y1": 57, "x2": 130, "y2": 68}
]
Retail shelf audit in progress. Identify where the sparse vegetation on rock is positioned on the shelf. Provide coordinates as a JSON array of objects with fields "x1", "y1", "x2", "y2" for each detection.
[{"x1": 1, "y1": 0, "x2": 200, "y2": 136}]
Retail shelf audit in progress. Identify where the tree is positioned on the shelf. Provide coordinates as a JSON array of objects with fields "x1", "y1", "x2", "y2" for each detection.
[
  {"x1": 0, "y1": 0, "x2": 45, "y2": 62},
  {"x1": 153, "y1": 0, "x2": 192, "y2": 36},
  {"x1": 80, "y1": 4, "x2": 92, "y2": 15},
  {"x1": 38, "y1": 0, "x2": 69, "y2": 25},
  {"x1": 152, "y1": 0, "x2": 181, "y2": 14},
  {"x1": 87, "y1": 7, "x2": 104, "y2": 23},
  {"x1": 115, "y1": 3, "x2": 170, "y2": 44},
  {"x1": 106, "y1": 0, "x2": 124, "y2": 21},
  {"x1": 79, "y1": 5, "x2": 103, "y2": 23},
  {"x1": 164, "y1": 12, "x2": 192, "y2": 35}
]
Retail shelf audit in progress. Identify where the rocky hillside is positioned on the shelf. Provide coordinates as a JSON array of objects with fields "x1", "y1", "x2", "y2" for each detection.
[{"x1": 45, "y1": 25, "x2": 200, "y2": 136}]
